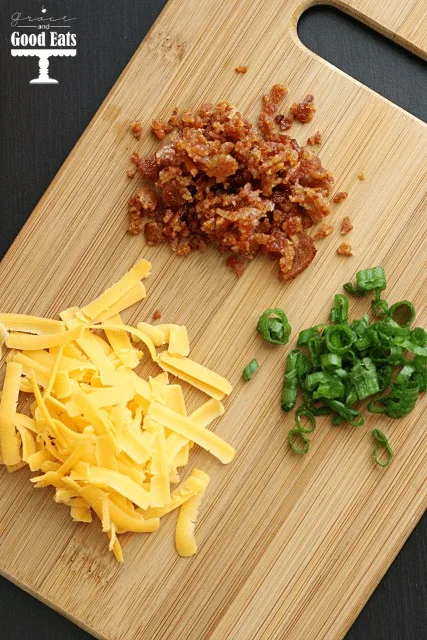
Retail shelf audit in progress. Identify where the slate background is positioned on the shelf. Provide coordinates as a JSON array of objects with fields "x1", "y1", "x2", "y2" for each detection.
[{"x1": 0, "y1": 2, "x2": 426, "y2": 639}]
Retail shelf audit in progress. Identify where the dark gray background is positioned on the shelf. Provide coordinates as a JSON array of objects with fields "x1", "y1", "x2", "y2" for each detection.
[{"x1": 0, "y1": 2, "x2": 426, "y2": 639}]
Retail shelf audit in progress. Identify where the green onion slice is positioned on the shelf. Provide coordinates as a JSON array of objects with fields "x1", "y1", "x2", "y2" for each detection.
[
  {"x1": 242, "y1": 359, "x2": 259, "y2": 382},
  {"x1": 257, "y1": 308, "x2": 291, "y2": 345}
]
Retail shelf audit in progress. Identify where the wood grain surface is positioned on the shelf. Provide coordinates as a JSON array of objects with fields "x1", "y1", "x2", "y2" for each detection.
[{"x1": 1, "y1": 1, "x2": 426, "y2": 639}]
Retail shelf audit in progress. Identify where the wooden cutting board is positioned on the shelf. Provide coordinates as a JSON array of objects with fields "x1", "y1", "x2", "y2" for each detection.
[{"x1": 1, "y1": 1, "x2": 426, "y2": 638}]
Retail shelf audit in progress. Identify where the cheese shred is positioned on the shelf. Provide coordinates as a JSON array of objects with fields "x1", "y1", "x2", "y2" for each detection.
[{"x1": 0, "y1": 258, "x2": 234, "y2": 561}]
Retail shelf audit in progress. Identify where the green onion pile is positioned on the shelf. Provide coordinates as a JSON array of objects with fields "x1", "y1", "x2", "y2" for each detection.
[{"x1": 281, "y1": 267, "x2": 426, "y2": 466}]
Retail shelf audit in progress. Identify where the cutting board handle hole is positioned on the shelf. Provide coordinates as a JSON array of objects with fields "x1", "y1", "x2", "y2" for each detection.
[{"x1": 297, "y1": 5, "x2": 426, "y2": 122}]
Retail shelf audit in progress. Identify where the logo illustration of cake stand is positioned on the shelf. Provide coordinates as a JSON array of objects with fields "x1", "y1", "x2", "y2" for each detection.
[{"x1": 11, "y1": 48, "x2": 76, "y2": 84}]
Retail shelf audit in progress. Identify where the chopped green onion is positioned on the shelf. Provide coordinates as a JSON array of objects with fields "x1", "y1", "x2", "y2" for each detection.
[
  {"x1": 411, "y1": 327, "x2": 427, "y2": 347},
  {"x1": 372, "y1": 429, "x2": 393, "y2": 467},
  {"x1": 330, "y1": 294, "x2": 349, "y2": 324},
  {"x1": 307, "y1": 334, "x2": 323, "y2": 369},
  {"x1": 242, "y1": 359, "x2": 259, "y2": 382},
  {"x1": 324, "y1": 325, "x2": 355, "y2": 355},
  {"x1": 344, "y1": 282, "x2": 366, "y2": 297},
  {"x1": 349, "y1": 357, "x2": 379, "y2": 400},
  {"x1": 279, "y1": 267, "x2": 424, "y2": 463},
  {"x1": 371, "y1": 290, "x2": 388, "y2": 318},
  {"x1": 296, "y1": 351, "x2": 311, "y2": 379},
  {"x1": 388, "y1": 301, "x2": 415, "y2": 327},
  {"x1": 320, "y1": 353, "x2": 342, "y2": 370},
  {"x1": 356, "y1": 267, "x2": 386, "y2": 291},
  {"x1": 377, "y1": 365, "x2": 393, "y2": 392},
  {"x1": 297, "y1": 327, "x2": 320, "y2": 346},
  {"x1": 288, "y1": 406, "x2": 316, "y2": 454},
  {"x1": 281, "y1": 351, "x2": 299, "y2": 410},
  {"x1": 257, "y1": 308, "x2": 291, "y2": 345},
  {"x1": 325, "y1": 399, "x2": 364, "y2": 426},
  {"x1": 288, "y1": 429, "x2": 310, "y2": 455}
]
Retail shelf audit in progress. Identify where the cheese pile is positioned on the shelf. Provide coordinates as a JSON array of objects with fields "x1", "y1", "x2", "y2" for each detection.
[{"x1": 0, "y1": 259, "x2": 234, "y2": 561}]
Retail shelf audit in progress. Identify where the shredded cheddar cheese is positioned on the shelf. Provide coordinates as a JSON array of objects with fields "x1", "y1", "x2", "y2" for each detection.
[{"x1": 0, "y1": 258, "x2": 234, "y2": 561}]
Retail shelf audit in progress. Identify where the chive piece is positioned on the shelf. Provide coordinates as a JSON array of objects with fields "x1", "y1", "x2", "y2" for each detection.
[
  {"x1": 344, "y1": 282, "x2": 366, "y2": 297},
  {"x1": 330, "y1": 294, "x2": 349, "y2": 324},
  {"x1": 372, "y1": 429, "x2": 393, "y2": 467},
  {"x1": 356, "y1": 267, "x2": 386, "y2": 291},
  {"x1": 325, "y1": 399, "x2": 364, "y2": 426},
  {"x1": 257, "y1": 308, "x2": 291, "y2": 345},
  {"x1": 288, "y1": 406, "x2": 316, "y2": 454},
  {"x1": 388, "y1": 301, "x2": 416, "y2": 327},
  {"x1": 349, "y1": 357, "x2": 380, "y2": 400},
  {"x1": 288, "y1": 429, "x2": 310, "y2": 455},
  {"x1": 242, "y1": 359, "x2": 259, "y2": 382},
  {"x1": 324, "y1": 325, "x2": 355, "y2": 355},
  {"x1": 281, "y1": 350, "x2": 300, "y2": 411},
  {"x1": 320, "y1": 353, "x2": 342, "y2": 371},
  {"x1": 371, "y1": 289, "x2": 389, "y2": 318}
]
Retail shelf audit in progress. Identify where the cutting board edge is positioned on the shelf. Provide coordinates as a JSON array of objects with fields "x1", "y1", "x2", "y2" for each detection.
[
  {"x1": 1, "y1": 496, "x2": 426, "y2": 640},
  {"x1": 301, "y1": 0, "x2": 427, "y2": 59},
  {"x1": 0, "y1": 565, "x2": 105, "y2": 640}
]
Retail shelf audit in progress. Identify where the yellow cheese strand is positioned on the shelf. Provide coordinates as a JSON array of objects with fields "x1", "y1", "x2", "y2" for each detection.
[
  {"x1": 175, "y1": 484, "x2": 209, "y2": 557},
  {"x1": 0, "y1": 361, "x2": 23, "y2": 465}
]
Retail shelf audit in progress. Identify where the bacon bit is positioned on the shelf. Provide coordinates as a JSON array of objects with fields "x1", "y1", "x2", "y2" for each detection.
[
  {"x1": 358, "y1": 172, "x2": 366, "y2": 181},
  {"x1": 333, "y1": 191, "x2": 348, "y2": 204},
  {"x1": 307, "y1": 131, "x2": 322, "y2": 146},
  {"x1": 127, "y1": 169, "x2": 136, "y2": 179},
  {"x1": 314, "y1": 222, "x2": 334, "y2": 240},
  {"x1": 337, "y1": 241, "x2": 353, "y2": 257},
  {"x1": 290, "y1": 95, "x2": 315, "y2": 123},
  {"x1": 340, "y1": 216, "x2": 353, "y2": 235},
  {"x1": 275, "y1": 113, "x2": 293, "y2": 131},
  {"x1": 235, "y1": 65, "x2": 247, "y2": 74},
  {"x1": 131, "y1": 121, "x2": 143, "y2": 139},
  {"x1": 152, "y1": 310, "x2": 162, "y2": 321},
  {"x1": 129, "y1": 88, "x2": 334, "y2": 281},
  {"x1": 226, "y1": 255, "x2": 246, "y2": 277},
  {"x1": 151, "y1": 107, "x2": 179, "y2": 140}
]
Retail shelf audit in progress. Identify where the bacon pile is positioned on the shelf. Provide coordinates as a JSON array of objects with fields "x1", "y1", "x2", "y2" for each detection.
[{"x1": 128, "y1": 85, "x2": 334, "y2": 280}]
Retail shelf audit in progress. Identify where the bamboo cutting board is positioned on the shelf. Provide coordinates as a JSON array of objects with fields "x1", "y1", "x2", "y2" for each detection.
[{"x1": 1, "y1": 0, "x2": 426, "y2": 638}]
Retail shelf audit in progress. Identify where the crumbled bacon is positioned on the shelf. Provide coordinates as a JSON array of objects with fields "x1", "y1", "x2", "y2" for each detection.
[
  {"x1": 226, "y1": 256, "x2": 246, "y2": 277},
  {"x1": 290, "y1": 95, "x2": 315, "y2": 123},
  {"x1": 152, "y1": 309, "x2": 162, "y2": 321},
  {"x1": 340, "y1": 216, "x2": 353, "y2": 235},
  {"x1": 131, "y1": 121, "x2": 143, "y2": 139},
  {"x1": 151, "y1": 107, "x2": 179, "y2": 140},
  {"x1": 128, "y1": 87, "x2": 334, "y2": 280},
  {"x1": 333, "y1": 191, "x2": 348, "y2": 203},
  {"x1": 127, "y1": 169, "x2": 136, "y2": 179},
  {"x1": 314, "y1": 222, "x2": 334, "y2": 240},
  {"x1": 235, "y1": 66, "x2": 247, "y2": 74},
  {"x1": 307, "y1": 131, "x2": 322, "y2": 146},
  {"x1": 337, "y1": 241, "x2": 353, "y2": 256}
]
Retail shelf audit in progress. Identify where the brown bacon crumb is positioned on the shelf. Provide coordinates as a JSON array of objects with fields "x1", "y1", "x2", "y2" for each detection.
[
  {"x1": 337, "y1": 241, "x2": 353, "y2": 257},
  {"x1": 226, "y1": 256, "x2": 246, "y2": 277},
  {"x1": 235, "y1": 65, "x2": 247, "y2": 74},
  {"x1": 314, "y1": 222, "x2": 334, "y2": 240},
  {"x1": 333, "y1": 191, "x2": 348, "y2": 204},
  {"x1": 307, "y1": 131, "x2": 322, "y2": 146},
  {"x1": 290, "y1": 95, "x2": 315, "y2": 123},
  {"x1": 358, "y1": 172, "x2": 366, "y2": 181},
  {"x1": 340, "y1": 216, "x2": 353, "y2": 235},
  {"x1": 128, "y1": 87, "x2": 334, "y2": 281},
  {"x1": 152, "y1": 309, "x2": 162, "y2": 321},
  {"x1": 131, "y1": 121, "x2": 143, "y2": 139},
  {"x1": 127, "y1": 169, "x2": 136, "y2": 179}
]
